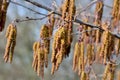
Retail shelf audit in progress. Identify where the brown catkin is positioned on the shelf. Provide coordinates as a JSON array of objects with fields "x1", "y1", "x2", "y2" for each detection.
[
  {"x1": 0, "y1": 0, "x2": 9, "y2": 31},
  {"x1": 3, "y1": 24, "x2": 17, "y2": 63}
]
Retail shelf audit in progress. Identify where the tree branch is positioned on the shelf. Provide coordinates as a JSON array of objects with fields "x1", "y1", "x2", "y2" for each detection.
[{"x1": 24, "y1": 0, "x2": 120, "y2": 39}]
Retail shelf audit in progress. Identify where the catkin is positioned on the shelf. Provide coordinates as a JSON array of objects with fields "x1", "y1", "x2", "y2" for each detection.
[
  {"x1": 51, "y1": 27, "x2": 67, "y2": 74},
  {"x1": 0, "y1": 0, "x2": 9, "y2": 31},
  {"x1": 100, "y1": 29, "x2": 110, "y2": 64},
  {"x1": 94, "y1": 1, "x2": 103, "y2": 43},
  {"x1": 32, "y1": 41, "x2": 45, "y2": 79},
  {"x1": 102, "y1": 62, "x2": 116, "y2": 80},
  {"x1": 112, "y1": 0, "x2": 120, "y2": 26},
  {"x1": 86, "y1": 43, "x2": 94, "y2": 65},
  {"x1": 3, "y1": 24, "x2": 17, "y2": 63},
  {"x1": 102, "y1": 62, "x2": 111, "y2": 80},
  {"x1": 73, "y1": 42, "x2": 81, "y2": 72},
  {"x1": 40, "y1": 25, "x2": 50, "y2": 67}
]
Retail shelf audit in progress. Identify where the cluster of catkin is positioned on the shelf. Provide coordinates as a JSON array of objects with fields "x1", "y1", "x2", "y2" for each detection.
[
  {"x1": 102, "y1": 62, "x2": 116, "y2": 80},
  {"x1": 3, "y1": 24, "x2": 17, "y2": 63},
  {"x1": 99, "y1": 23, "x2": 115, "y2": 64},
  {"x1": 51, "y1": 0, "x2": 76, "y2": 74},
  {"x1": 51, "y1": 27, "x2": 68, "y2": 74},
  {"x1": 73, "y1": 41, "x2": 85, "y2": 75},
  {"x1": 32, "y1": 41, "x2": 45, "y2": 78},
  {"x1": 32, "y1": 14, "x2": 55, "y2": 77},
  {"x1": 0, "y1": 0, "x2": 9, "y2": 31}
]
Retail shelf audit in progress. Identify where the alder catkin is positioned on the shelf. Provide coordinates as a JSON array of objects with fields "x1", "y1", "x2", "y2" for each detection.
[
  {"x1": 112, "y1": 0, "x2": 120, "y2": 26},
  {"x1": 3, "y1": 24, "x2": 17, "y2": 63},
  {"x1": 94, "y1": 1, "x2": 103, "y2": 43},
  {"x1": 0, "y1": 0, "x2": 9, "y2": 31}
]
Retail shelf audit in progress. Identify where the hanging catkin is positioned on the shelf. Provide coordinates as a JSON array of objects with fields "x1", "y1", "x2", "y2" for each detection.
[
  {"x1": 51, "y1": 0, "x2": 76, "y2": 74},
  {"x1": 0, "y1": 0, "x2": 9, "y2": 31},
  {"x1": 112, "y1": 0, "x2": 120, "y2": 27},
  {"x1": 86, "y1": 43, "x2": 95, "y2": 65},
  {"x1": 93, "y1": 1, "x2": 103, "y2": 43},
  {"x1": 73, "y1": 40, "x2": 85, "y2": 76},
  {"x1": 3, "y1": 24, "x2": 17, "y2": 63},
  {"x1": 73, "y1": 42, "x2": 81, "y2": 72},
  {"x1": 51, "y1": 27, "x2": 67, "y2": 74},
  {"x1": 100, "y1": 29, "x2": 110, "y2": 64},
  {"x1": 40, "y1": 25, "x2": 50, "y2": 67},
  {"x1": 102, "y1": 62, "x2": 116, "y2": 80},
  {"x1": 32, "y1": 41, "x2": 45, "y2": 79}
]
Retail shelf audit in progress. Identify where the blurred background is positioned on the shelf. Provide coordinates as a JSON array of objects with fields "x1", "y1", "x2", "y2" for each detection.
[{"x1": 0, "y1": 0, "x2": 119, "y2": 80}]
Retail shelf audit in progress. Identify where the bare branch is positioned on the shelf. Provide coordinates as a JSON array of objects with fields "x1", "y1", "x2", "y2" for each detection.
[
  {"x1": 24, "y1": 0, "x2": 120, "y2": 39},
  {"x1": 14, "y1": 11, "x2": 54, "y2": 23}
]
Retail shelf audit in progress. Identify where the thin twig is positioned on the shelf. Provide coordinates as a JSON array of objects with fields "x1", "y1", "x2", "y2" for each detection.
[
  {"x1": 10, "y1": 0, "x2": 47, "y2": 16},
  {"x1": 15, "y1": 11, "x2": 54, "y2": 23}
]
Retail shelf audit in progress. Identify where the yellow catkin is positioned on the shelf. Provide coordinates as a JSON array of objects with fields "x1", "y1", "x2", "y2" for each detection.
[
  {"x1": 86, "y1": 43, "x2": 94, "y2": 65},
  {"x1": 102, "y1": 62, "x2": 116, "y2": 80},
  {"x1": 78, "y1": 41, "x2": 85, "y2": 76},
  {"x1": 61, "y1": 0, "x2": 69, "y2": 19},
  {"x1": 51, "y1": 27, "x2": 67, "y2": 74},
  {"x1": 100, "y1": 28, "x2": 111, "y2": 64},
  {"x1": 94, "y1": 1, "x2": 103, "y2": 43},
  {"x1": 102, "y1": 62, "x2": 111, "y2": 80},
  {"x1": 3, "y1": 24, "x2": 17, "y2": 63},
  {"x1": 80, "y1": 41, "x2": 84, "y2": 71},
  {"x1": 40, "y1": 25, "x2": 50, "y2": 68},
  {"x1": 0, "y1": 0, "x2": 9, "y2": 31},
  {"x1": 112, "y1": 0, "x2": 120, "y2": 26},
  {"x1": 48, "y1": 14, "x2": 55, "y2": 37},
  {"x1": 32, "y1": 42, "x2": 38, "y2": 68},
  {"x1": 73, "y1": 42, "x2": 81, "y2": 72},
  {"x1": 32, "y1": 41, "x2": 45, "y2": 79}
]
